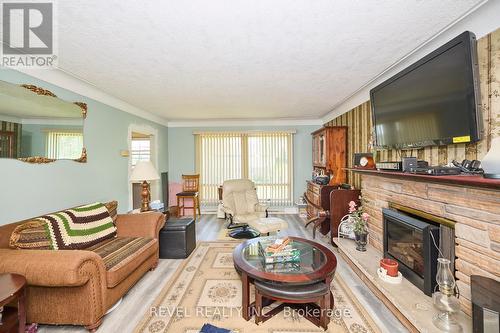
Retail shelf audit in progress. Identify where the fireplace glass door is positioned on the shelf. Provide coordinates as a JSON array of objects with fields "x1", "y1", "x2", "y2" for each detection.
[{"x1": 386, "y1": 220, "x2": 425, "y2": 279}]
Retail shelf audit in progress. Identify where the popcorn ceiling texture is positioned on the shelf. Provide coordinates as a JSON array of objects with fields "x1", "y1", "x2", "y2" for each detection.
[{"x1": 56, "y1": 0, "x2": 482, "y2": 120}]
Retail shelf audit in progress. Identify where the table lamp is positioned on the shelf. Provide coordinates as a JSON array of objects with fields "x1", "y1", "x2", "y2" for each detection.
[{"x1": 130, "y1": 161, "x2": 160, "y2": 212}]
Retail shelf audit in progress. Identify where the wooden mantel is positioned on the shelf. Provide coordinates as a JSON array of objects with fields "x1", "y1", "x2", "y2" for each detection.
[{"x1": 347, "y1": 168, "x2": 500, "y2": 190}]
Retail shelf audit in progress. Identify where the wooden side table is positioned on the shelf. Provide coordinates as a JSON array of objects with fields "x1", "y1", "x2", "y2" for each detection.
[{"x1": 0, "y1": 274, "x2": 26, "y2": 333}]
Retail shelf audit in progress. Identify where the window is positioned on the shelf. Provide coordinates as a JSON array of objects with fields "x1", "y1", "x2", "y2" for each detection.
[
  {"x1": 196, "y1": 131, "x2": 293, "y2": 207},
  {"x1": 131, "y1": 133, "x2": 151, "y2": 167},
  {"x1": 129, "y1": 129, "x2": 158, "y2": 211},
  {"x1": 46, "y1": 131, "x2": 83, "y2": 159}
]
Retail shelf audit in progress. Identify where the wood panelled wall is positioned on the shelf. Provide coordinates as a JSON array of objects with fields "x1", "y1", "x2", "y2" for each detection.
[
  {"x1": 325, "y1": 101, "x2": 372, "y2": 189},
  {"x1": 325, "y1": 28, "x2": 500, "y2": 189},
  {"x1": 0, "y1": 121, "x2": 22, "y2": 158}
]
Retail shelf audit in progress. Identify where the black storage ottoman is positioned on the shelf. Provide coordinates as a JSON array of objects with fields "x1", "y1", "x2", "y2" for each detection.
[{"x1": 159, "y1": 217, "x2": 196, "y2": 259}]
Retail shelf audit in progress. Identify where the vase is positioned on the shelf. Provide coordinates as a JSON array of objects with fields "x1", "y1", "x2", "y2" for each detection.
[{"x1": 354, "y1": 232, "x2": 368, "y2": 251}]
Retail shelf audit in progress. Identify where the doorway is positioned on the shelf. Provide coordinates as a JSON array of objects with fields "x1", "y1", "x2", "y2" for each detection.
[{"x1": 128, "y1": 125, "x2": 159, "y2": 211}]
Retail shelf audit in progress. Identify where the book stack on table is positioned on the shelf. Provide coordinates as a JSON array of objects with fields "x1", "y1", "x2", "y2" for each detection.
[{"x1": 258, "y1": 237, "x2": 300, "y2": 264}]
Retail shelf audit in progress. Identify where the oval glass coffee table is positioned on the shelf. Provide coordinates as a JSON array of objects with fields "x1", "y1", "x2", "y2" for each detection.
[{"x1": 233, "y1": 236, "x2": 337, "y2": 321}]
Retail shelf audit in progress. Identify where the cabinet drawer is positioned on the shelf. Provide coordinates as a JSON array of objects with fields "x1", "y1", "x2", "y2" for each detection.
[
  {"x1": 308, "y1": 183, "x2": 320, "y2": 195},
  {"x1": 306, "y1": 190, "x2": 320, "y2": 206}
]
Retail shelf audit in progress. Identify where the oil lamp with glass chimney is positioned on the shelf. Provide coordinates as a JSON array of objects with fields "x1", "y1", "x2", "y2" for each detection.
[{"x1": 432, "y1": 258, "x2": 463, "y2": 332}]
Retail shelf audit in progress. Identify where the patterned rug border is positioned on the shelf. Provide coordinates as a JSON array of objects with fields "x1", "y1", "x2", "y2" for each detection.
[
  {"x1": 134, "y1": 241, "x2": 381, "y2": 333},
  {"x1": 134, "y1": 241, "x2": 238, "y2": 332},
  {"x1": 216, "y1": 228, "x2": 241, "y2": 241}
]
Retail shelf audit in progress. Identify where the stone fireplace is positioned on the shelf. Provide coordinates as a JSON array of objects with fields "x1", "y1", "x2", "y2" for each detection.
[
  {"x1": 361, "y1": 173, "x2": 500, "y2": 316},
  {"x1": 382, "y1": 207, "x2": 441, "y2": 296}
]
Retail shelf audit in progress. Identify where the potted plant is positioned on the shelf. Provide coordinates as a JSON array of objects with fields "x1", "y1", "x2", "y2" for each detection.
[{"x1": 348, "y1": 200, "x2": 370, "y2": 251}]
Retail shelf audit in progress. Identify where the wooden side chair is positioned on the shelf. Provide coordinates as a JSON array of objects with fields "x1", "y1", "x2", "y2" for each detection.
[{"x1": 176, "y1": 174, "x2": 201, "y2": 219}]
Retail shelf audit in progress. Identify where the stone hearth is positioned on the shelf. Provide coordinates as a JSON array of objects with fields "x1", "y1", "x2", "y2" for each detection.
[
  {"x1": 334, "y1": 237, "x2": 472, "y2": 332},
  {"x1": 360, "y1": 173, "x2": 500, "y2": 316}
]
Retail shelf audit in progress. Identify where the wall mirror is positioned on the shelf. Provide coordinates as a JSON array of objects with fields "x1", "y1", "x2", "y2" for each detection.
[{"x1": 0, "y1": 80, "x2": 87, "y2": 163}]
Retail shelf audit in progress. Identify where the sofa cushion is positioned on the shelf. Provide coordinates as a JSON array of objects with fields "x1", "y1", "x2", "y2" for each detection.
[{"x1": 86, "y1": 237, "x2": 158, "y2": 287}]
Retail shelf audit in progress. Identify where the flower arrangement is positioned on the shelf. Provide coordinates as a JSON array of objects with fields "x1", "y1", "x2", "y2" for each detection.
[{"x1": 348, "y1": 200, "x2": 370, "y2": 235}]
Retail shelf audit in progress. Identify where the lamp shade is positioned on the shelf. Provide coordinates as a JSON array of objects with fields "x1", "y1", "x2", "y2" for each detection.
[{"x1": 130, "y1": 161, "x2": 160, "y2": 182}]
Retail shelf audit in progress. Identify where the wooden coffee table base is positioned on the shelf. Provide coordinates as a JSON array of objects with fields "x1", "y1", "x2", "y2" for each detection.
[{"x1": 240, "y1": 270, "x2": 334, "y2": 330}]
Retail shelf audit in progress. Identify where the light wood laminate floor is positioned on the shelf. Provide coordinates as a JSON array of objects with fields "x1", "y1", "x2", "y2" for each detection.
[{"x1": 38, "y1": 214, "x2": 407, "y2": 333}]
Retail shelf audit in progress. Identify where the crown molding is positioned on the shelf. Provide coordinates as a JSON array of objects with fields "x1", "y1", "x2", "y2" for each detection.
[
  {"x1": 322, "y1": 0, "x2": 495, "y2": 123},
  {"x1": 14, "y1": 68, "x2": 170, "y2": 127},
  {"x1": 21, "y1": 118, "x2": 82, "y2": 126},
  {"x1": 0, "y1": 114, "x2": 22, "y2": 123},
  {"x1": 167, "y1": 117, "x2": 323, "y2": 128}
]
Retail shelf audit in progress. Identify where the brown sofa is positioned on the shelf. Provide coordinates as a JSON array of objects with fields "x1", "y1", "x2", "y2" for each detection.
[{"x1": 0, "y1": 211, "x2": 165, "y2": 331}]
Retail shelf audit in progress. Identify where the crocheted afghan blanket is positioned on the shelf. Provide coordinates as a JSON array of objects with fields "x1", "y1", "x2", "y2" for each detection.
[{"x1": 36, "y1": 202, "x2": 117, "y2": 250}]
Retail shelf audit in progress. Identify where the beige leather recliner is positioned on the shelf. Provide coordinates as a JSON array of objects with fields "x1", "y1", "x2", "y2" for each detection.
[{"x1": 222, "y1": 179, "x2": 288, "y2": 238}]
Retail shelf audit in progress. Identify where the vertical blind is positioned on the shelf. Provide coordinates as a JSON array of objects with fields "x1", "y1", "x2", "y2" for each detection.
[
  {"x1": 46, "y1": 131, "x2": 83, "y2": 159},
  {"x1": 195, "y1": 131, "x2": 293, "y2": 207}
]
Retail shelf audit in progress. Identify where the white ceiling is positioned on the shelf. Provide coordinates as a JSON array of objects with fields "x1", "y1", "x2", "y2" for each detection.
[{"x1": 52, "y1": 0, "x2": 485, "y2": 121}]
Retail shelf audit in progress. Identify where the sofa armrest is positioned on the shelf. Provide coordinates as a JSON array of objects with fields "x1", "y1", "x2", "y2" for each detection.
[
  {"x1": 115, "y1": 212, "x2": 165, "y2": 239},
  {"x1": 0, "y1": 249, "x2": 107, "y2": 287}
]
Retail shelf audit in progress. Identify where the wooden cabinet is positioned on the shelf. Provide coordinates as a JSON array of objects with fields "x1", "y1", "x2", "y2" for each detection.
[
  {"x1": 311, "y1": 126, "x2": 347, "y2": 185},
  {"x1": 305, "y1": 181, "x2": 337, "y2": 235},
  {"x1": 312, "y1": 131, "x2": 326, "y2": 167},
  {"x1": 305, "y1": 126, "x2": 348, "y2": 237},
  {"x1": 305, "y1": 182, "x2": 361, "y2": 242}
]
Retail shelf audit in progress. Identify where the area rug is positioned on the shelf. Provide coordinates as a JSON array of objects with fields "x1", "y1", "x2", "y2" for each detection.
[{"x1": 134, "y1": 242, "x2": 381, "y2": 333}]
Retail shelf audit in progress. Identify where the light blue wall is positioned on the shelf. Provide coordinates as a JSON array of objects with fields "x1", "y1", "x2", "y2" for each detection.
[
  {"x1": 168, "y1": 125, "x2": 320, "y2": 203},
  {"x1": 0, "y1": 69, "x2": 169, "y2": 224}
]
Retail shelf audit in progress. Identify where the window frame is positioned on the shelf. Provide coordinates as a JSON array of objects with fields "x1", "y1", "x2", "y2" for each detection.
[
  {"x1": 45, "y1": 130, "x2": 84, "y2": 160},
  {"x1": 195, "y1": 130, "x2": 294, "y2": 207}
]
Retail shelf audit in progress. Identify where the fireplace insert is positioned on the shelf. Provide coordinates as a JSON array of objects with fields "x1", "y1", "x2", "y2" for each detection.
[{"x1": 383, "y1": 208, "x2": 440, "y2": 296}]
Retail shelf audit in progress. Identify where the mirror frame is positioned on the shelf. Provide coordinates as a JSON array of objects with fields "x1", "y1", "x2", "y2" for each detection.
[{"x1": 12, "y1": 84, "x2": 88, "y2": 164}]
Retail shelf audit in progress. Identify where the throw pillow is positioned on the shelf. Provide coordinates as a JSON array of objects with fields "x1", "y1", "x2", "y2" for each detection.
[
  {"x1": 9, "y1": 220, "x2": 52, "y2": 250},
  {"x1": 104, "y1": 200, "x2": 118, "y2": 225}
]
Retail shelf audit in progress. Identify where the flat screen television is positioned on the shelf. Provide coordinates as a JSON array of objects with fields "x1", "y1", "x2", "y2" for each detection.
[{"x1": 370, "y1": 31, "x2": 482, "y2": 149}]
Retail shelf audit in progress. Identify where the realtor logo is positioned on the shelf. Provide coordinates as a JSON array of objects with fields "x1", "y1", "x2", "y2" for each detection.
[{"x1": 1, "y1": 1, "x2": 57, "y2": 67}]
